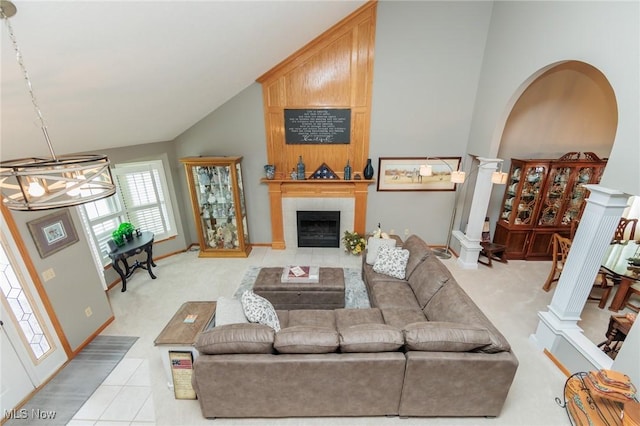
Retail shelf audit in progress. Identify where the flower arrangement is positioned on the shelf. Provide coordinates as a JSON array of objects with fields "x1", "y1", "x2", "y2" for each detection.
[{"x1": 342, "y1": 230, "x2": 366, "y2": 255}]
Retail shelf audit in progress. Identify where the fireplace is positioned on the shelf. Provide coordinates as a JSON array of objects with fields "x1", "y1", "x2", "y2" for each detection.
[{"x1": 296, "y1": 211, "x2": 340, "y2": 248}]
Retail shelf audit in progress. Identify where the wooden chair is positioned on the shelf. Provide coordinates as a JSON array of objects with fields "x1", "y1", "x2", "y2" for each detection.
[
  {"x1": 623, "y1": 282, "x2": 640, "y2": 312},
  {"x1": 542, "y1": 233, "x2": 572, "y2": 291},
  {"x1": 592, "y1": 217, "x2": 639, "y2": 307},
  {"x1": 613, "y1": 217, "x2": 637, "y2": 241},
  {"x1": 588, "y1": 271, "x2": 616, "y2": 309}
]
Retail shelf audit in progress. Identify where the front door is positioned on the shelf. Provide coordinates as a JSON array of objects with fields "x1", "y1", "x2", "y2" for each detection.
[{"x1": 0, "y1": 224, "x2": 67, "y2": 415}]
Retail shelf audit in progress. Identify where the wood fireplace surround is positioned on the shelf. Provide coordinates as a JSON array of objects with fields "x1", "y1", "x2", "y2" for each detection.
[{"x1": 257, "y1": 2, "x2": 377, "y2": 249}]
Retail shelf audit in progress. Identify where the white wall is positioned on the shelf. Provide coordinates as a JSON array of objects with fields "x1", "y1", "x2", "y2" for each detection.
[
  {"x1": 467, "y1": 1, "x2": 639, "y2": 196},
  {"x1": 368, "y1": 1, "x2": 493, "y2": 243}
]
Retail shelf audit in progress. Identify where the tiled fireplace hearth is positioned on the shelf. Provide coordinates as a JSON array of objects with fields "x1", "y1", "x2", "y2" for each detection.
[{"x1": 262, "y1": 180, "x2": 373, "y2": 249}]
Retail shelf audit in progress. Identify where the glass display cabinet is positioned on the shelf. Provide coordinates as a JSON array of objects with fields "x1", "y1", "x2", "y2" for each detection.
[
  {"x1": 181, "y1": 156, "x2": 251, "y2": 258},
  {"x1": 494, "y1": 152, "x2": 606, "y2": 260}
]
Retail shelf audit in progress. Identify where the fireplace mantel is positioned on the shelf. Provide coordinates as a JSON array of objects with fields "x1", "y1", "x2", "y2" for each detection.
[{"x1": 261, "y1": 179, "x2": 374, "y2": 249}]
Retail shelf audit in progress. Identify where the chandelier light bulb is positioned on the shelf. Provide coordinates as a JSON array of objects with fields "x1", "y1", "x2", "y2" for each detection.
[
  {"x1": 28, "y1": 180, "x2": 46, "y2": 197},
  {"x1": 66, "y1": 175, "x2": 85, "y2": 197}
]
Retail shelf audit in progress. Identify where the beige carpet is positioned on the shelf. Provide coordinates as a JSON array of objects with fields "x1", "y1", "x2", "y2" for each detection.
[{"x1": 99, "y1": 246, "x2": 624, "y2": 425}]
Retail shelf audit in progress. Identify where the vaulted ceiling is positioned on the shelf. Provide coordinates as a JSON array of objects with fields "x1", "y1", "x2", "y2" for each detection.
[{"x1": 0, "y1": 1, "x2": 366, "y2": 160}]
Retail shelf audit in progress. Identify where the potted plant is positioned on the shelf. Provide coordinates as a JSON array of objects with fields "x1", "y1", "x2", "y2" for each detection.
[
  {"x1": 111, "y1": 229, "x2": 125, "y2": 247},
  {"x1": 115, "y1": 222, "x2": 135, "y2": 243}
]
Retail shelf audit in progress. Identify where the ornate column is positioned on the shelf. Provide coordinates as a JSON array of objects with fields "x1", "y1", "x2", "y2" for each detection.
[
  {"x1": 453, "y1": 157, "x2": 504, "y2": 269},
  {"x1": 531, "y1": 185, "x2": 631, "y2": 370}
]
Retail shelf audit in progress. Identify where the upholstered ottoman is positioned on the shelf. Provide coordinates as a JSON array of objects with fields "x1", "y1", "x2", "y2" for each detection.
[{"x1": 253, "y1": 267, "x2": 345, "y2": 310}]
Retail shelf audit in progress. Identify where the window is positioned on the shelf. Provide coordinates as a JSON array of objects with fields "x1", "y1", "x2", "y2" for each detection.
[
  {"x1": 0, "y1": 234, "x2": 52, "y2": 361},
  {"x1": 81, "y1": 160, "x2": 177, "y2": 266}
]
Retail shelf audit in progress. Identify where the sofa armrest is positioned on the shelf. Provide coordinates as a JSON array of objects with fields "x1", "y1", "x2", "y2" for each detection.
[{"x1": 399, "y1": 350, "x2": 518, "y2": 417}]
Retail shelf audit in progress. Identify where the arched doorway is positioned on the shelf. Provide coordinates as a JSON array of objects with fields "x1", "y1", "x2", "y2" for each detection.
[{"x1": 489, "y1": 60, "x2": 624, "y2": 351}]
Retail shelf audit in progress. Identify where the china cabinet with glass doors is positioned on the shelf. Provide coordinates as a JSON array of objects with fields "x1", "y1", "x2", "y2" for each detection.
[
  {"x1": 181, "y1": 156, "x2": 251, "y2": 257},
  {"x1": 494, "y1": 152, "x2": 606, "y2": 260}
]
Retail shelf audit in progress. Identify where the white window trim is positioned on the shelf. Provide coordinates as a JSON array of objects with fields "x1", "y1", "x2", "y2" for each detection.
[{"x1": 80, "y1": 159, "x2": 177, "y2": 268}]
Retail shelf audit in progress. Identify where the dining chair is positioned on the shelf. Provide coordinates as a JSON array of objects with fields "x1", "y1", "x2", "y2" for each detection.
[
  {"x1": 623, "y1": 280, "x2": 640, "y2": 312},
  {"x1": 594, "y1": 217, "x2": 639, "y2": 307},
  {"x1": 613, "y1": 217, "x2": 637, "y2": 241},
  {"x1": 542, "y1": 233, "x2": 572, "y2": 291}
]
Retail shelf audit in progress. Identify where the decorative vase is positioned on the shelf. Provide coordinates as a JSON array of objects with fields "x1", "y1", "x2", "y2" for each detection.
[
  {"x1": 363, "y1": 158, "x2": 374, "y2": 180},
  {"x1": 344, "y1": 160, "x2": 352, "y2": 180},
  {"x1": 297, "y1": 156, "x2": 305, "y2": 180},
  {"x1": 264, "y1": 164, "x2": 275, "y2": 180}
]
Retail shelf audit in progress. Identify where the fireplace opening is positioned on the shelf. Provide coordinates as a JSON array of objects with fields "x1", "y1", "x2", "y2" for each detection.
[{"x1": 296, "y1": 211, "x2": 340, "y2": 248}]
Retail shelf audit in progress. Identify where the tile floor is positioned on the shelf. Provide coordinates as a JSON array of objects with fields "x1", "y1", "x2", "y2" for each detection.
[{"x1": 68, "y1": 358, "x2": 154, "y2": 426}]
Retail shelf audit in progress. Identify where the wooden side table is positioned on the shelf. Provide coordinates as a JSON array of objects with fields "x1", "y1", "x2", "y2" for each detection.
[
  {"x1": 154, "y1": 301, "x2": 216, "y2": 396},
  {"x1": 108, "y1": 231, "x2": 156, "y2": 292},
  {"x1": 478, "y1": 242, "x2": 508, "y2": 267}
]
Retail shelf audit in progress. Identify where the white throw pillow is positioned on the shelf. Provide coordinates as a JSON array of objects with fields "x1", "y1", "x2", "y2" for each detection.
[
  {"x1": 241, "y1": 291, "x2": 280, "y2": 332},
  {"x1": 365, "y1": 237, "x2": 397, "y2": 265},
  {"x1": 215, "y1": 296, "x2": 248, "y2": 327},
  {"x1": 373, "y1": 244, "x2": 410, "y2": 279}
]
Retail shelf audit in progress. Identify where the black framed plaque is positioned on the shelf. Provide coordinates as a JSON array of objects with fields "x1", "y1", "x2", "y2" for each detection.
[{"x1": 284, "y1": 108, "x2": 351, "y2": 144}]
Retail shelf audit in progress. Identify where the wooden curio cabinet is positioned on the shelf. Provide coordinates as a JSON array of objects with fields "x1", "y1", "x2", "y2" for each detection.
[
  {"x1": 181, "y1": 156, "x2": 251, "y2": 258},
  {"x1": 494, "y1": 152, "x2": 606, "y2": 260}
]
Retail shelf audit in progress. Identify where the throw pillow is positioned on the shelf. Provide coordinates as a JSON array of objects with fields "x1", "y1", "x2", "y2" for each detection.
[
  {"x1": 241, "y1": 290, "x2": 281, "y2": 332},
  {"x1": 195, "y1": 323, "x2": 274, "y2": 354},
  {"x1": 365, "y1": 237, "x2": 397, "y2": 265},
  {"x1": 403, "y1": 321, "x2": 491, "y2": 352},
  {"x1": 215, "y1": 296, "x2": 249, "y2": 327},
  {"x1": 373, "y1": 245, "x2": 410, "y2": 279}
]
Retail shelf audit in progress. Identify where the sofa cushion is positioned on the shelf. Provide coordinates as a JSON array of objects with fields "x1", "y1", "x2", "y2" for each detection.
[
  {"x1": 403, "y1": 321, "x2": 492, "y2": 352},
  {"x1": 274, "y1": 326, "x2": 339, "y2": 354},
  {"x1": 380, "y1": 307, "x2": 427, "y2": 329},
  {"x1": 276, "y1": 310, "x2": 289, "y2": 329},
  {"x1": 407, "y1": 256, "x2": 451, "y2": 309},
  {"x1": 288, "y1": 309, "x2": 336, "y2": 329},
  {"x1": 425, "y1": 282, "x2": 511, "y2": 353},
  {"x1": 335, "y1": 308, "x2": 384, "y2": 330},
  {"x1": 339, "y1": 323, "x2": 404, "y2": 353},
  {"x1": 214, "y1": 296, "x2": 248, "y2": 326},
  {"x1": 403, "y1": 235, "x2": 433, "y2": 279},
  {"x1": 370, "y1": 281, "x2": 419, "y2": 309},
  {"x1": 195, "y1": 323, "x2": 274, "y2": 354},
  {"x1": 241, "y1": 290, "x2": 280, "y2": 332},
  {"x1": 365, "y1": 237, "x2": 397, "y2": 265},
  {"x1": 373, "y1": 245, "x2": 410, "y2": 279}
]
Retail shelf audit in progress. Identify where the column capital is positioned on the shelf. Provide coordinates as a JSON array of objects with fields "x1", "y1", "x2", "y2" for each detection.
[
  {"x1": 584, "y1": 184, "x2": 632, "y2": 208},
  {"x1": 476, "y1": 157, "x2": 504, "y2": 167}
]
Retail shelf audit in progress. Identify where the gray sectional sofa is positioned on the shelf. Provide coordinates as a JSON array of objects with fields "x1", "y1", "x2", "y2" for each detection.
[{"x1": 191, "y1": 235, "x2": 518, "y2": 419}]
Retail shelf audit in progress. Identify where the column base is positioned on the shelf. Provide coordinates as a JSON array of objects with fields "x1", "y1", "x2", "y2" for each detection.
[
  {"x1": 452, "y1": 230, "x2": 481, "y2": 269},
  {"x1": 531, "y1": 310, "x2": 613, "y2": 372}
]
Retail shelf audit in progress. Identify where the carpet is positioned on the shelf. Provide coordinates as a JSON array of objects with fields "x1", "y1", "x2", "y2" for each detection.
[
  {"x1": 5, "y1": 335, "x2": 138, "y2": 426},
  {"x1": 234, "y1": 266, "x2": 371, "y2": 309}
]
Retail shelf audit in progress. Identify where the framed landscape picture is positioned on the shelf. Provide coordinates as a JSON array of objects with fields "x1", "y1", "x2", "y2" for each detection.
[
  {"x1": 27, "y1": 210, "x2": 79, "y2": 258},
  {"x1": 377, "y1": 157, "x2": 462, "y2": 191}
]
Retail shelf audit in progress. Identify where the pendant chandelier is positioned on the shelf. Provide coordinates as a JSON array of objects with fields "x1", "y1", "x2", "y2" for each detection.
[{"x1": 0, "y1": 0, "x2": 115, "y2": 211}]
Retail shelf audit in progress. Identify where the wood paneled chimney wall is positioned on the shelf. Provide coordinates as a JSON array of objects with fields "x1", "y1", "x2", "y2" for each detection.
[{"x1": 257, "y1": 1, "x2": 377, "y2": 248}]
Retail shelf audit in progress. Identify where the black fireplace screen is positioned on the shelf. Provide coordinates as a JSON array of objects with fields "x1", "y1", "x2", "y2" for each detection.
[{"x1": 296, "y1": 211, "x2": 340, "y2": 248}]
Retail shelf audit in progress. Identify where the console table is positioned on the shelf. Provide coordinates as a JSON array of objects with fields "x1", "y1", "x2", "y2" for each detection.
[
  {"x1": 108, "y1": 231, "x2": 156, "y2": 292},
  {"x1": 154, "y1": 301, "x2": 217, "y2": 397}
]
